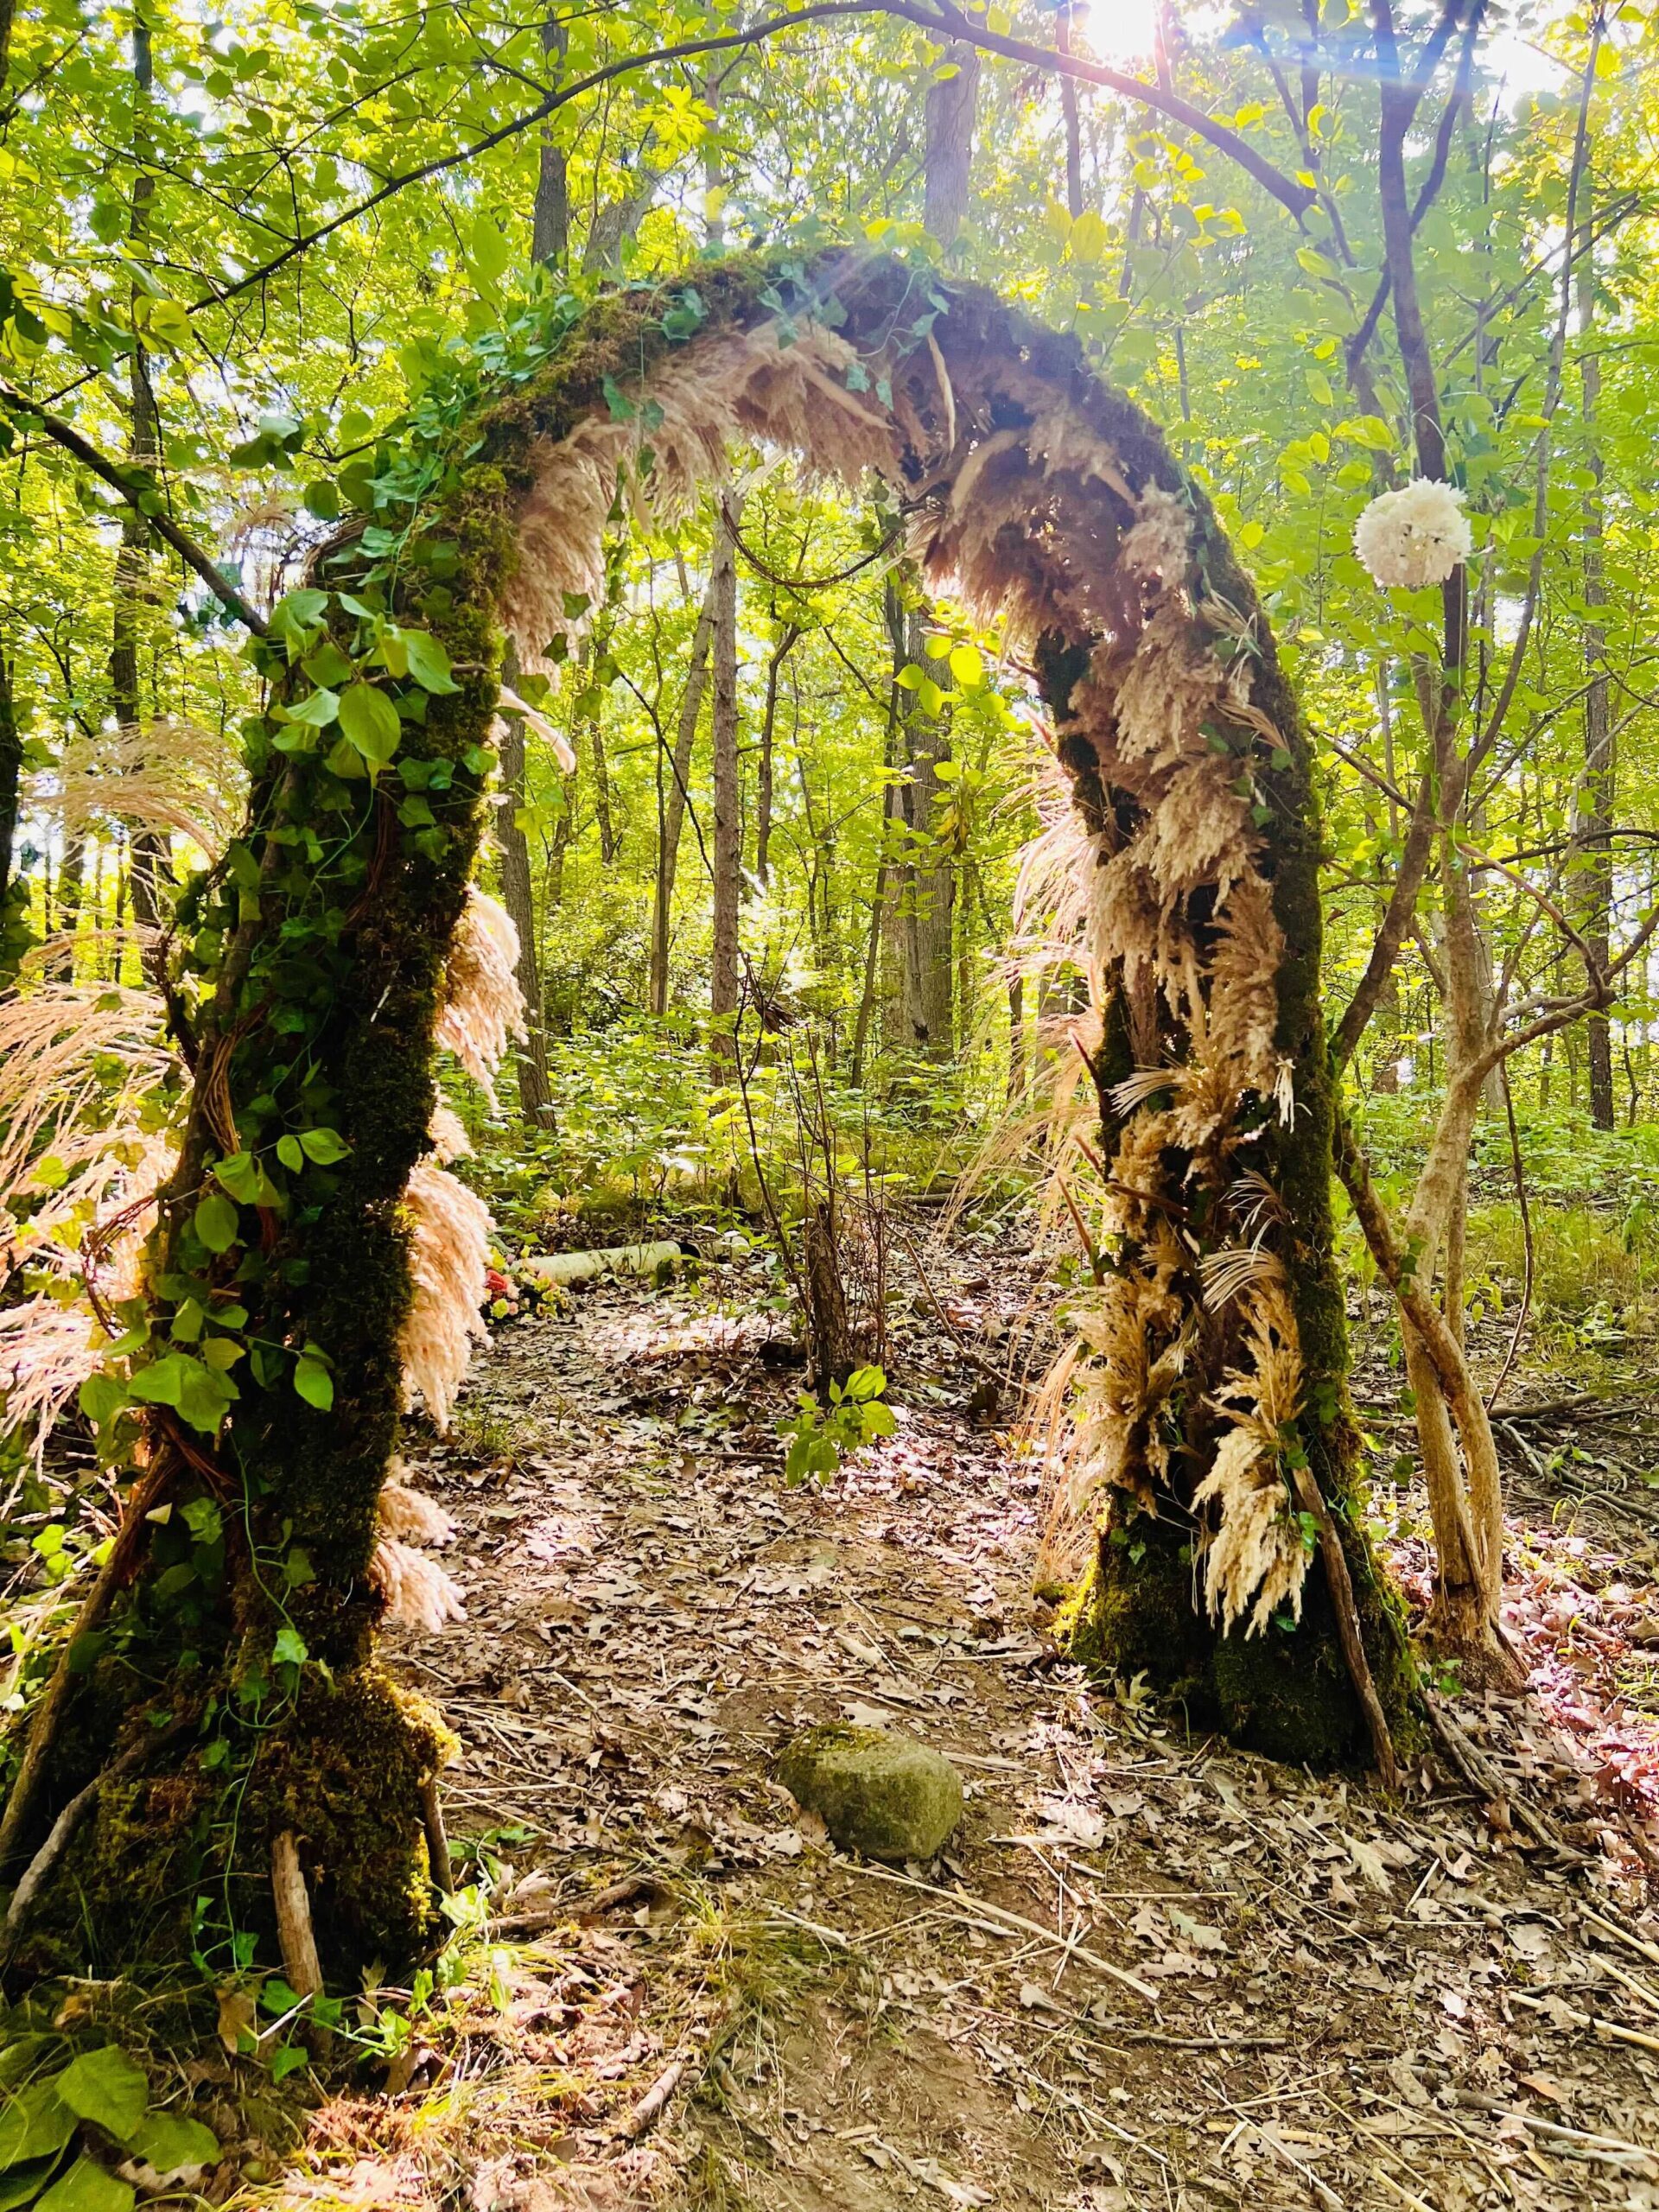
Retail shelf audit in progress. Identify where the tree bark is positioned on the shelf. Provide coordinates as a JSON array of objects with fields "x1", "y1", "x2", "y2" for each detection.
[
  {"x1": 115, "y1": 13, "x2": 170, "y2": 936},
  {"x1": 1056, "y1": 5, "x2": 1084, "y2": 220},
  {"x1": 0, "y1": 645, "x2": 20, "y2": 905},
  {"x1": 650, "y1": 585, "x2": 714, "y2": 1017},
  {"x1": 531, "y1": 19, "x2": 569, "y2": 266},
  {"x1": 753, "y1": 622, "x2": 800, "y2": 887},
  {"x1": 887, "y1": 589, "x2": 955, "y2": 1058},
  {"x1": 493, "y1": 664, "x2": 554, "y2": 1125},
  {"x1": 709, "y1": 501, "x2": 741, "y2": 1069},
  {"x1": 1577, "y1": 250, "x2": 1615, "y2": 1128},
  {"x1": 923, "y1": 42, "x2": 981, "y2": 246}
]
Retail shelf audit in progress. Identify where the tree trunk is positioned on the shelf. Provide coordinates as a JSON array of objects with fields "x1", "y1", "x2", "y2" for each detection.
[
  {"x1": 1056, "y1": 5, "x2": 1084, "y2": 220},
  {"x1": 493, "y1": 665, "x2": 554, "y2": 1126},
  {"x1": 887, "y1": 589, "x2": 955, "y2": 1059},
  {"x1": 923, "y1": 42, "x2": 980, "y2": 247},
  {"x1": 1577, "y1": 251, "x2": 1615, "y2": 1129},
  {"x1": 709, "y1": 501, "x2": 741, "y2": 1069},
  {"x1": 494, "y1": 52, "x2": 568, "y2": 1127},
  {"x1": 0, "y1": 646, "x2": 22, "y2": 949},
  {"x1": 650, "y1": 582, "x2": 714, "y2": 1017},
  {"x1": 1007, "y1": 972, "x2": 1026, "y2": 1103},
  {"x1": 531, "y1": 18, "x2": 569, "y2": 266},
  {"x1": 114, "y1": 14, "x2": 170, "y2": 937},
  {"x1": 588, "y1": 704, "x2": 618, "y2": 867},
  {"x1": 753, "y1": 622, "x2": 799, "y2": 887}
]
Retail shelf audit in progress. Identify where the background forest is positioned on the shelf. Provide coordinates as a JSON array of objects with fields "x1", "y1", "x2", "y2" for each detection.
[{"x1": 6, "y1": 0, "x2": 1659, "y2": 2207}]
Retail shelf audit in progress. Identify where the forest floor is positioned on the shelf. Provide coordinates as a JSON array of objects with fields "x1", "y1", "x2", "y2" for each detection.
[{"x1": 264, "y1": 1221, "x2": 1659, "y2": 2212}]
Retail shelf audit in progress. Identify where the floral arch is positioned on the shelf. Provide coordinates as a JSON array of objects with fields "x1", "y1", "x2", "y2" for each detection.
[{"x1": 4, "y1": 250, "x2": 1411, "y2": 1980}]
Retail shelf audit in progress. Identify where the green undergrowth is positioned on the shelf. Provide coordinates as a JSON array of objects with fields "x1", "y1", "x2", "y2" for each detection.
[{"x1": 448, "y1": 1019, "x2": 1026, "y2": 1255}]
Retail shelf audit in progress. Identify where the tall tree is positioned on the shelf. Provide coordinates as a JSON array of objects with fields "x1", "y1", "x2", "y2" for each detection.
[
  {"x1": 112, "y1": 8, "x2": 169, "y2": 937},
  {"x1": 922, "y1": 41, "x2": 981, "y2": 247},
  {"x1": 709, "y1": 500, "x2": 741, "y2": 1068},
  {"x1": 1577, "y1": 242, "x2": 1615, "y2": 1130}
]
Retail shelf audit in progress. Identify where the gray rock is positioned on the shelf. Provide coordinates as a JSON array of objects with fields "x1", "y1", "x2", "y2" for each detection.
[{"x1": 778, "y1": 1724, "x2": 963, "y2": 1862}]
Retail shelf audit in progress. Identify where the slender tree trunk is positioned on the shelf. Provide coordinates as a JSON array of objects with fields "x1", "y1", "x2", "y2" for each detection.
[
  {"x1": 753, "y1": 623, "x2": 799, "y2": 886},
  {"x1": 922, "y1": 42, "x2": 980, "y2": 246},
  {"x1": 853, "y1": 664, "x2": 905, "y2": 1084},
  {"x1": 1007, "y1": 971, "x2": 1026, "y2": 1102},
  {"x1": 115, "y1": 14, "x2": 170, "y2": 936},
  {"x1": 531, "y1": 19, "x2": 569, "y2": 265},
  {"x1": 52, "y1": 834, "x2": 85, "y2": 979},
  {"x1": 709, "y1": 502, "x2": 741, "y2": 1068},
  {"x1": 0, "y1": 646, "x2": 20, "y2": 905},
  {"x1": 498, "y1": 40, "x2": 568, "y2": 1124},
  {"x1": 1056, "y1": 5, "x2": 1084, "y2": 220},
  {"x1": 588, "y1": 708, "x2": 618, "y2": 867},
  {"x1": 650, "y1": 585, "x2": 714, "y2": 1017},
  {"x1": 1578, "y1": 252, "x2": 1615, "y2": 1128},
  {"x1": 493, "y1": 668, "x2": 554, "y2": 1126},
  {"x1": 887, "y1": 590, "x2": 955, "y2": 1058}
]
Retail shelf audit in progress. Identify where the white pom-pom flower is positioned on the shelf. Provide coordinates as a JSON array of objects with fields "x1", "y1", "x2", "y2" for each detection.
[{"x1": 1353, "y1": 478, "x2": 1472, "y2": 589}]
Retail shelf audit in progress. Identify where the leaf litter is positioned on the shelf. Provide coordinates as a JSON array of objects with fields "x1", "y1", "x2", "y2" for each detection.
[{"x1": 270, "y1": 1228, "x2": 1659, "y2": 2211}]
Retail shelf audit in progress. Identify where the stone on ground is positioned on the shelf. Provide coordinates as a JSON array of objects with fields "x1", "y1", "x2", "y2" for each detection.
[{"x1": 778, "y1": 1723, "x2": 963, "y2": 1862}]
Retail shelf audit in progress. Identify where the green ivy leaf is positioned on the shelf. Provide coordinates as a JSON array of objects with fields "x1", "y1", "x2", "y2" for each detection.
[
  {"x1": 280, "y1": 687, "x2": 340, "y2": 730},
  {"x1": 272, "y1": 1625, "x2": 308, "y2": 1669},
  {"x1": 399, "y1": 629, "x2": 460, "y2": 694},
  {"x1": 297, "y1": 1127, "x2": 349, "y2": 1165},
  {"x1": 125, "y1": 2113, "x2": 219, "y2": 2183},
  {"x1": 293, "y1": 1355, "x2": 334, "y2": 1411},
  {"x1": 36, "y1": 2158, "x2": 137, "y2": 2212},
  {"x1": 0, "y1": 2077, "x2": 77, "y2": 2165},
  {"x1": 339, "y1": 683, "x2": 402, "y2": 765},
  {"x1": 78, "y1": 1373, "x2": 127, "y2": 1427},
  {"x1": 54, "y1": 2046, "x2": 149, "y2": 2142},
  {"x1": 193, "y1": 1194, "x2": 239, "y2": 1255},
  {"x1": 276, "y1": 1135, "x2": 304, "y2": 1172}
]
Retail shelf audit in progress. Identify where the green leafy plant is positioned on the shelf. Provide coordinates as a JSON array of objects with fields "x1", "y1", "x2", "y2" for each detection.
[
  {"x1": 779, "y1": 1365, "x2": 895, "y2": 1487},
  {"x1": 0, "y1": 2043, "x2": 218, "y2": 2210}
]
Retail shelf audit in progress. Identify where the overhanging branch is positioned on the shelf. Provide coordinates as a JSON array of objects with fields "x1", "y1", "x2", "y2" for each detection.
[{"x1": 0, "y1": 386, "x2": 267, "y2": 635}]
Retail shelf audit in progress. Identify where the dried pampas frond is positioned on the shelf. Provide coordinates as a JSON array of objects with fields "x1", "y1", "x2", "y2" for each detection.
[
  {"x1": 1192, "y1": 1427, "x2": 1307, "y2": 1637},
  {"x1": 399, "y1": 1160, "x2": 493, "y2": 1430},
  {"x1": 30, "y1": 717, "x2": 245, "y2": 860},
  {"x1": 1198, "y1": 1240, "x2": 1279, "y2": 1314},
  {"x1": 496, "y1": 684, "x2": 577, "y2": 774},
  {"x1": 0, "y1": 982, "x2": 175, "y2": 1211},
  {"x1": 379, "y1": 1469, "x2": 456, "y2": 1547},
  {"x1": 371, "y1": 1536, "x2": 467, "y2": 1632},
  {"x1": 428, "y1": 1103, "x2": 473, "y2": 1165},
  {"x1": 1192, "y1": 1274, "x2": 1311, "y2": 1636},
  {"x1": 0, "y1": 1297, "x2": 105, "y2": 1465},
  {"x1": 435, "y1": 887, "x2": 526, "y2": 1106}
]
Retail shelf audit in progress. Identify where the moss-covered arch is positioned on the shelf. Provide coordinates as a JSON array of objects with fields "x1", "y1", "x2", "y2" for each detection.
[{"x1": 8, "y1": 248, "x2": 1411, "y2": 1986}]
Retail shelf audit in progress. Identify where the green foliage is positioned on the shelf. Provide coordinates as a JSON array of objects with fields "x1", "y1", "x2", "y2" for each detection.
[
  {"x1": 0, "y1": 2044, "x2": 216, "y2": 2211},
  {"x1": 779, "y1": 1364, "x2": 895, "y2": 1487}
]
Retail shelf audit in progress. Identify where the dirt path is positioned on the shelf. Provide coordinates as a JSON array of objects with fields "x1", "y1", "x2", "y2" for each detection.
[{"x1": 294, "y1": 1245, "x2": 1659, "y2": 2211}]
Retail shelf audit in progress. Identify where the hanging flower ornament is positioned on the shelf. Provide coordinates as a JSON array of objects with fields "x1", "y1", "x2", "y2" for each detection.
[{"x1": 1353, "y1": 477, "x2": 1472, "y2": 589}]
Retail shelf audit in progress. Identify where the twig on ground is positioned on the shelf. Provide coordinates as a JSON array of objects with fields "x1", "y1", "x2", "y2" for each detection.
[
  {"x1": 839, "y1": 1859, "x2": 1158, "y2": 2002},
  {"x1": 1505, "y1": 1986, "x2": 1659, "y2": 2059},
  {"x1": 419, "y1": 1776, "x2": 454, "y2": 1895},
  {"x1": 620, "y1": 2055, "x2": 688, "y2": 2139}
]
